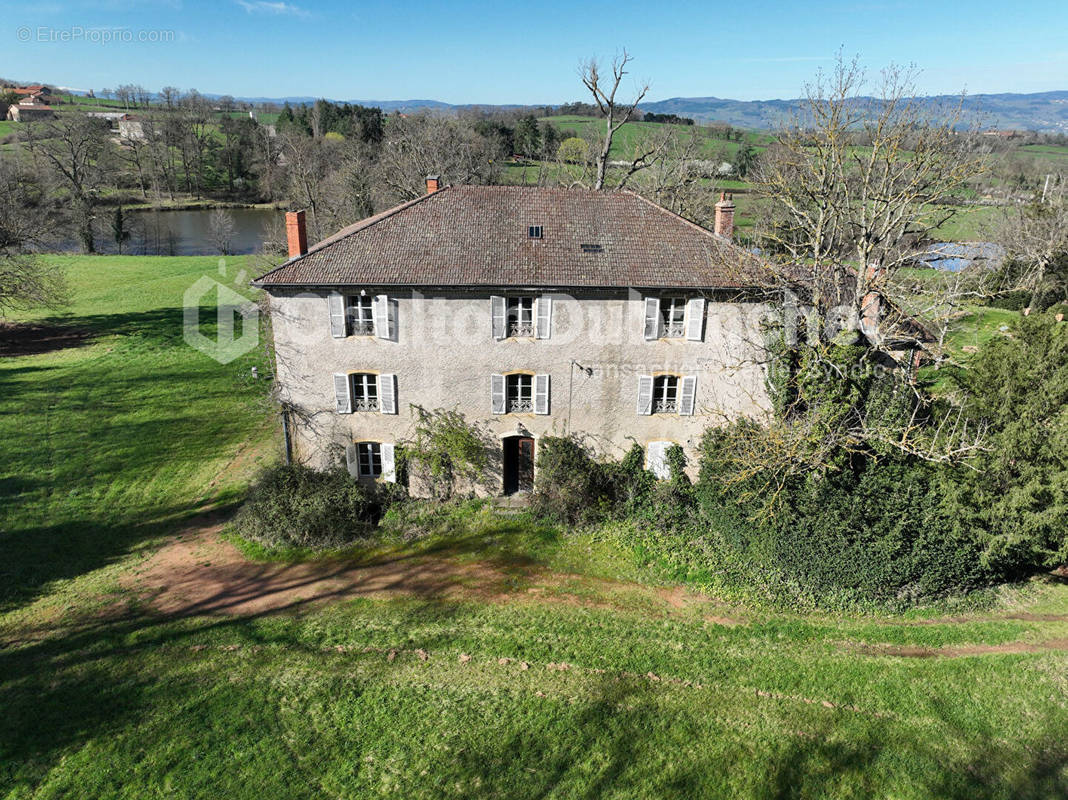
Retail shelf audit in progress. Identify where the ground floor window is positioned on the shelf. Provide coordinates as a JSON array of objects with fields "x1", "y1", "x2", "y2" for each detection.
[{"x1": 357, "y1": 442, "x2": 382, "y2": 477}]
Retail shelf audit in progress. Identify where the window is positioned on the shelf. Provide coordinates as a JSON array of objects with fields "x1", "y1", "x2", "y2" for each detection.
[
  {"x1": 350, "y1": 372, "x2": 379, "y2": 412},
  {"x1": 356, "y1": 442, "x2": 382, "y2": 478},
  {"x1": 507, "y1": 296, "x2": 534, "y2": 337},
  {"x1": 652, "y1": 375, "x2": 678, "y2": 414},
  {"x1": 659, "y1": 298, "x2": 686, "y2": 338},
  {"x1": 580, "y1": 243, "x2": 603, "y2": 253},
  {"x1": 506, "y1": 373, "x2": 533, "y2": 413},
  {"x1": 346, "y1": 295, "x2": 374, "y2": 335},
  {"x1": 528, "y1": 225, "x2": 543, "y2": 239}
]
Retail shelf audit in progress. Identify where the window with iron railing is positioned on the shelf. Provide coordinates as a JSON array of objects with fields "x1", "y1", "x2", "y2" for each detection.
[
  {"x1": 350, "y1": 373, "x2": 379, "y2": 412},
  {"x1": 507, "y1": 296, "x2": 535, "y2": 337},
  {"x1": 346, "y1": 296, "x2": 375, "y2": 335},
  {"x1": 652, "y1": 375, "x2": 679, "y2": 414},
  {"x1": 659, "y1": 298, "x2": 686, "y2": 338},
  {"x1": 506, "y1": 373, "x2": 533, "y2": 413}
]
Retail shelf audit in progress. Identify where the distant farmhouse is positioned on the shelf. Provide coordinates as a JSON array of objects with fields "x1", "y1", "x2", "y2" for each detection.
[
  {"x1": 6, "y1": 94, "x2": 54, "y2": 121},
  {"x1": 254, "y1": 182, "x2": 777, "y2": 493}
]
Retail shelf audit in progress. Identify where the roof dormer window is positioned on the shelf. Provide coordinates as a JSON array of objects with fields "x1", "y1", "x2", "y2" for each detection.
[{"x1": 528, "y1": 225, "x2": 543, "y2": 239}]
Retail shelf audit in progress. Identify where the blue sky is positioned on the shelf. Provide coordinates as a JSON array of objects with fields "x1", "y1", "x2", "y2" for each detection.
[{"x1": 4, "y1": 0, "x2": 1067, "y2": 103}]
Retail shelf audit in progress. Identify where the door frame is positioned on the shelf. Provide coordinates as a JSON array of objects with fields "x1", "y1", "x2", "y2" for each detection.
[{"x1": 501, "y1": 434, "x2": 535, "y2": 495}]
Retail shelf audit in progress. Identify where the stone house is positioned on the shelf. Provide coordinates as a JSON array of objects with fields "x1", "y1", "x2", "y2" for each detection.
[
  {"x1": 6, "y1": 95, "x2": 55, "y2": 121},
  {"x1": 253, "y1": 181, "x2": 776, "y2": 494}
]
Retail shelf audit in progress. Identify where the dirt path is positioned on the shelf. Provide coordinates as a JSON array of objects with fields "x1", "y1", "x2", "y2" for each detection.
[{"x1": 122, "y1": 522, "x2": 744, "y2": 622}]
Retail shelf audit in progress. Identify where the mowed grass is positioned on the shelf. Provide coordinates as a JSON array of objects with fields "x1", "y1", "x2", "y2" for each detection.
[
  {"x1": 1, "y1": 254, "x2": 1067, "y2": 798},
  {"x1": 0, "y1": 254, "x2": 275, "y2": 621}
]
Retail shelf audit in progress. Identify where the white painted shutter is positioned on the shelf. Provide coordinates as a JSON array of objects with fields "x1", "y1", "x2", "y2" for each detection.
[
  {"x1": 643, "y1": 297, "x2": 661, "y2": 340},
  {"x1": 491, "y1": 295, "x2": 506, "y2": 339},
  {"x1": 534, "y1": 374, "x2": 550, "y2": 415},
  {"x1": 685, "y1": 297, "x2": 706, "y2": 341},
  {"x1": 334, "y1": 372, "x2": 352, "y2": 414},
  {"x1": 536, "y1": 296, "x2": 552, "y2": 339},
  {"x1": 636, "y1": 375, "x2": 654, "y2": 415},
  {"x1": 373, "y1": 294, "x2": 391, "y2": 340},
  {"x1": 380, "y1": 443, "x2": 396, "y2": 483},
  {"x1": 378, "y1": 373, "x2": 397, "y2": 414},
  {"x1": 646, "y1": 441, "x2": 669, "y2": 479},
  {"x1": 679, "y1": 375, "x2": 697, "y2": 416},
  {"x1": 345, "y1": 443, "x2": 359, "y2": 477},
  {"x1": 491, "y1": 373, "x2": 506, "y2": 414},
  {"x1": 328, "y1": 291, "x2": 347, "y2": 338}
]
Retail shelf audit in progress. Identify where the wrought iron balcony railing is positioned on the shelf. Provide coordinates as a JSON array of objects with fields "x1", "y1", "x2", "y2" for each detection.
[
  {"x1": 507, "y1": 398, "x2": 534, "y2": 413},
  {"x1": 353, "y1": 397, "x2": 380, "y2": 412},
  {"x1": 653, "y1": 399, "x2": 678, "y2": 414},
  {"x1": 508, "y1": 322, "x2": 535, "y2": 337}
]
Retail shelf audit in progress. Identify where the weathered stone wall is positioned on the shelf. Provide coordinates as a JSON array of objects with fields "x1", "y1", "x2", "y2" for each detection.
[{"x1": 269, "y1": 287, "x2": 773, "y2": 492}]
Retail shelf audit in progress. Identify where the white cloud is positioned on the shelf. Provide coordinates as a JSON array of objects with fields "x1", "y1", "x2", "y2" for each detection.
[{"x1": 235, "y1": 0, "x2": 308, "y2": 16}]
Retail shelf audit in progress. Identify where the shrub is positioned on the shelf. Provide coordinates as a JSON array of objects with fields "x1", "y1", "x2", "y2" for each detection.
[
  {"x1": 531, "y1": 436, "x2": 611, "y2": 525},
  {"x1": 232, "y1": 463, "x2": 391, "y2": 549},
  {"x1": 402, "y1": 407, "x2": 489, "y2": 500}
]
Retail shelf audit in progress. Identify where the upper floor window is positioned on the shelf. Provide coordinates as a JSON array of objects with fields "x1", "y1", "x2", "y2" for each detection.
[
  {"x1": 346, "y1": 296, "x2": 375, "y2": 336},
  {"x1": 328, "y1": 291, "x2": 395, "y2": 340},
  {"x1": 636, "y1": 374, "x2": 696, "y2": 416},
  {"x1": 491, "y1": 295, "x2": 552, "y2": 340},
  {"x1": 507, "y1": 297, "x2": 535, "y2": 337},
  {"x1": 491, "y1": 372, "x2": 550, "y2": 415},
  {"x1": 350, "y1": 372, "x2": 379, "y2": 412},
  {"x1": 659, "y1": 298, "x2": 687, "y2": 338},
  {"x1": 643, "y1": 296, "x2": 706, "y2": 341},
  {"x1": 506, "y1": 373, "x2": 533, "y2": 413},
  {"x1": 652, "y1": 375, "x2": 678, "y2": 414}
]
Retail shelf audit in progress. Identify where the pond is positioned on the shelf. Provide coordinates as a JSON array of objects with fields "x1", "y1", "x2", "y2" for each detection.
[{"x1": 53, "y1": 207, "x2": 284, "y2": 256}]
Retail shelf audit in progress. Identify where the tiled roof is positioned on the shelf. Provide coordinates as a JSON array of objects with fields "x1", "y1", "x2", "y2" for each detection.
[{"x1": 253, "y1": 185, "x2": 773, "y2": 289}]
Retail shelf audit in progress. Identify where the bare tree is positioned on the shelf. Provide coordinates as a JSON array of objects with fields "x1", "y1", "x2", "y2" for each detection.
[
  {"x1": 992, "y1": 184, "x2": 1068, "y2": 309},
  {"x1": 580, "y1": 50, "x2": 649, "y2": 190},
  {"x1": 752, "y1": 54, "x2": 988, "y2": 346},
  {"x1": 208, "y1": 208, "x2": 235, "y2": 255},
  {"x1": 22, "y1": 114, "x2": 112, "y2": 253}
]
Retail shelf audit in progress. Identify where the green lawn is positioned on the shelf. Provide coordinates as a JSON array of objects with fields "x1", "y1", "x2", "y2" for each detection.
[{"x1": 1, "y1": 255, "x2": 1067, "y2": 798}]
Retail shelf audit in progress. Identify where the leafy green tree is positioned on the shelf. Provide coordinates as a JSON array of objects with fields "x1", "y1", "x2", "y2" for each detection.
[
  {"x1": 557, "y1": 137, "x2": 589, "y2": 164},
  {"x1": 513, "y1": 114, "x2": 541, "y2": 159},
  {"x1": 732, "y1": 144, "x2": 756, "y2": 178}
]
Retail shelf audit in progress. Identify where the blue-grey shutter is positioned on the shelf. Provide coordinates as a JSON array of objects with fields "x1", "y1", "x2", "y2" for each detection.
[
  {"x1": 679, "y1": 375, "x2": 697, "y2": 416},
  {"x1": 345, "y1": 443, "x2": 359, "y2": 477},
  {"x1": 328, "y1": 292, "x2": 347, "y2": 338},
  {"x1": 536, "y1": 296, "x2": 552, "y2": 339},
  {"x1": 373, "y1": 294, "x2": 391, "y2": 340},
  {"x1": 491, "y1": 296, "x2": 506, "y2": 340},
  {"x1": 380, "y1": 443, "x2": 396, "y2": 483},
  {"x1": 643, "y1": 297, "x2": 660, "y2": 340},
  {"x1": 534, "y1": 374, "x2": 550, "y2": 415},
  {"x1": 491, "y1": 373, "x2": 506, "y2": 414},
  {"x1": 334, "y1": 372, "x2": 352, "y2": 414},
  {"x1": 685, "y1": 297, "x2": 706, "y2": 341},
  {"x1": 378, "y1": 373, "x2": 397, "y2": 414},
  {"x1": 636, "y1": 375, "x2": 654, "y2": 415}
]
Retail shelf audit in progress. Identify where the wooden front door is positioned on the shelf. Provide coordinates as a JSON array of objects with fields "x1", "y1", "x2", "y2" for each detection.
[{"x1": 503, "y1": 436, "x2": 535, "y2": 494}]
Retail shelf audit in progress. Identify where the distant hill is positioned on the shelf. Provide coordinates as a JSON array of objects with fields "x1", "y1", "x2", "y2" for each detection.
[{"x1": 639, "y1": 91, "x2": 1068, "y2": 132}]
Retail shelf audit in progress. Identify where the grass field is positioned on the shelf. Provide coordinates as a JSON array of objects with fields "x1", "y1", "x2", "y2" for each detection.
[{"x1": 1, "y1": 255, "x2": 1067, "y2": 798}]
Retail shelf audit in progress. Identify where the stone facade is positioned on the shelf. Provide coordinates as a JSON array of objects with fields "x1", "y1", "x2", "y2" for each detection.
[{"x1": 269, "y1": 285, "x2": 773, "y2": 493}]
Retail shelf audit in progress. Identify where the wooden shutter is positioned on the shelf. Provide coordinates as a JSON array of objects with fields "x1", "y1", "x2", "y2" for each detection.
[
  {"x1": 646, "y1": 441, "x2": 669, "y2": 479},
  {"x1": 380, "y1": 443, "x2": 396, "y2": 483},
  {"x1": 333, "y1": 372, "x2": 352, "y2": 414},
  {"x1": 328, "y1": 291, "x2": 347, "y2": 338},
  {"x1": 345, "y1": 443, "x2": 359, "y2": 477},
  {"x1": 534, "y1": 374, "x2": 550, "y2": 414},
  {"x1": 378, "y1": 373, "x2": 397, "y2": 414},
  {"x1": 491, "y1": 373, "x2": 506, "y2": 414},
  {"x1": 491, "y1": 295, "x2": 506, "y2": 340},
  {"x1": 679, "y1": 375, "x2": 697, "y2": 416},
  {"x1": 536, "y1": 295, "x2": 552, "y2": 339},
  {"x1": 636, "y1": 375, "x2": 654, "y2": 415},
  {"x1": 373, "y1": 294, "x2": 391, "y2": 340},
  {"x1": 643, "y1": 297, "x2": 661, "y2": 340},
  {"x1": 685, "y1": 297, "x2": 706, "y2": 341}
]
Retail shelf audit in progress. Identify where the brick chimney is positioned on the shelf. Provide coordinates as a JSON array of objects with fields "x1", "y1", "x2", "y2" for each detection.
[
  {"x1": 714, "y1": 192, "x2": 735, "y2": 239},
  {"x1": 860, "y1": 263, "x2": 882, "y2": 341},
  {"x1": 285, "y1": 210, "x2": 307, "y2": 259},
  {"x1": 425, "y1": 175, "x2": 440, "y2": 194}
]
